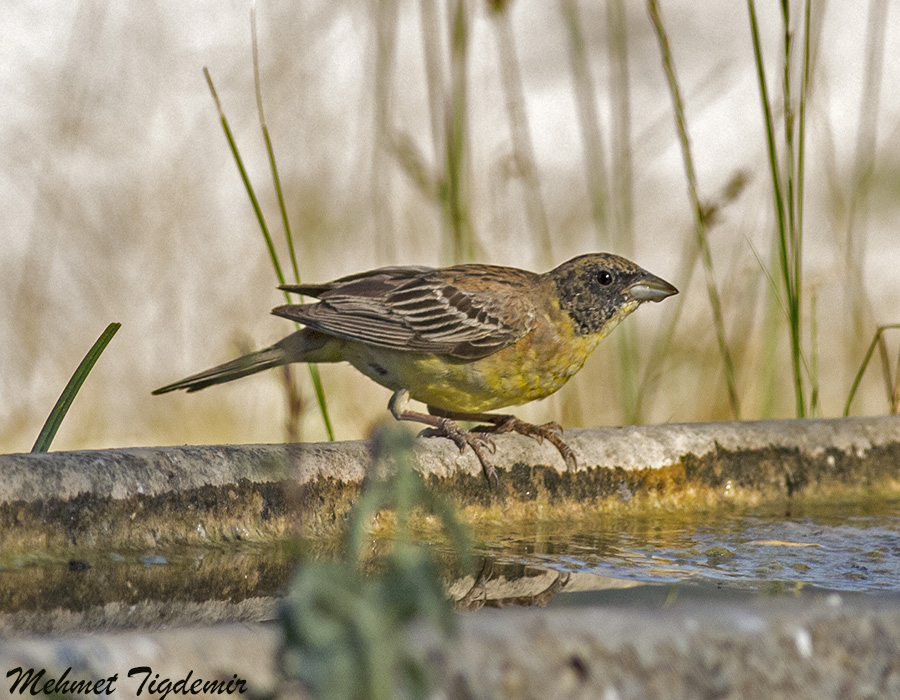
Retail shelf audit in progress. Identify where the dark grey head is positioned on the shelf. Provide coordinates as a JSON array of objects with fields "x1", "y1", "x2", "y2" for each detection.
[{"x1": 548, "y1": 253, "x2": 678, "y2": 337}]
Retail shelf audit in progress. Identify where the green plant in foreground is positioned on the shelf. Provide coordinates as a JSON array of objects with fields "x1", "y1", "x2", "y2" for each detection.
[
  {"x1": 32, "y1": 322, "x2": 120, "y2": 453},
  {"x1": 278, "y1": 425, "x2": 470, "y2": 700}
]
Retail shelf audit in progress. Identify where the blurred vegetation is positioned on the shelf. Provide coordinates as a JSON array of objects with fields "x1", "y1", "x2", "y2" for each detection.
[
  {"x1": 845, "y1": 324, "x2": 900, "y2": 416},
  {"x1": 2, "y1": 1, "x2": 899, "y2": 453},
  {"x1": 203, "y1": 37, "x2": 335, "y2": 439},
  {"x1": 277, "y1": 425, "x2": 469, "y2": 699},
  {"x1": 647, "y1": 0, "x2": 741, "y2": 419}
]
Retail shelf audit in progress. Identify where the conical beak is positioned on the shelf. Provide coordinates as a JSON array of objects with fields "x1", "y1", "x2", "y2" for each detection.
[{"x1": 627, "y1": 273, "x2": 679, "y2": 303}]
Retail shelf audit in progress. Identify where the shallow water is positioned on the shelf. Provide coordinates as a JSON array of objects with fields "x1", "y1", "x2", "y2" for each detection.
[
  {"x1": 0, "y1": 500, "x2": 896, "y2": 635},
  {"x1": 465, "y1": 500, "x2": 900, "y2": 595}
]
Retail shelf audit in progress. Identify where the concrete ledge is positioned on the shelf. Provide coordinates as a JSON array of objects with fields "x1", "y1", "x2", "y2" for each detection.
[
  {"x1": 429, "y1": 592, "x2": 900, "y2": 699},
  {"x1": 2, "y1": 593, "x2": 898, "y2": 700},
  {"x1": 0, "y1": 416, "x2": 898, "y2": 554}
]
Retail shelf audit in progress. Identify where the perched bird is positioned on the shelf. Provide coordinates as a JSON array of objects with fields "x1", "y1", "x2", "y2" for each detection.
[{"x1": 153, "y1": 253, "x2": 677, "y2": 484}]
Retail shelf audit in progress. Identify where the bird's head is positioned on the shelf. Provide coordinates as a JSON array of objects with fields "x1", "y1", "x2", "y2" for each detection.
[{"x1": 548, "y1": 253, "x2": 678, "y2": 338}]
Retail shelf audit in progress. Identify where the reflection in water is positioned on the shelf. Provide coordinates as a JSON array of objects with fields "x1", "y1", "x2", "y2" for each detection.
[
  {"x1": 462, "y1": 500, "x2": 900, "y2": 594},
  {"x1": 0, "y1": 501, "x2": 896, "y2": 636}
]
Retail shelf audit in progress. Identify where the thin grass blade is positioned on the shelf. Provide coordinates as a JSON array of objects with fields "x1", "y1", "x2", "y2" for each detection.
[
  {"x1": 32, "y1": 322, "x2": 121, "y2": 453},
  {"x1": 204, "y1": 67, "x2": 286, "y2": 286},
  {"x1": 647, "y1": 0, "x2": 741, "y2": 418},
  {"x1": 249, "y1": 6, "x2": 334, "y2": 440},
  {"x1": 844, "y1": 324, "x2": 900, "y2": 416}
]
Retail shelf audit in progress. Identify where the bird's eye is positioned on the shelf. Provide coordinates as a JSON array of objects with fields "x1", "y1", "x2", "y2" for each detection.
[{"x1": 597, "y1": 269, "x2": 613, "y2": 286}]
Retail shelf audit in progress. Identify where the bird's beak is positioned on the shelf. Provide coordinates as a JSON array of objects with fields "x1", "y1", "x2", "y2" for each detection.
[{"x1": 627, "y1": 274, "x2": 679, "y2": 303}]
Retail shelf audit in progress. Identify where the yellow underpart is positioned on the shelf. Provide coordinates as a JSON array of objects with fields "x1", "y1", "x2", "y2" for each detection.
[{"x1": 323, "y1": 296, "x2": 641, "y2": 414}]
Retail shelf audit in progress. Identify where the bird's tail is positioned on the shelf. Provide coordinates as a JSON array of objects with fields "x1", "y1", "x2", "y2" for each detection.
[{"x1": 152, "y1": 329, "x2": 332, "y2": 395}]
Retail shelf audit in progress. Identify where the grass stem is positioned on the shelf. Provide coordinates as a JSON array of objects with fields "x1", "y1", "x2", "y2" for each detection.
[
  {"x1": 446, "y1": 0, "x2": 476, "y2": 262},
  {"x1": 205, "y1": 61, "x2": 335, "y2": 440},
  {"x1": 647, "y1": 0, "x2": 741, "y2": 419},
  {"x1": 747, "y1": 0, "x2": 806, "y2": 417},
  {"x1": 844, "y1": 324, "x2": 900, "y2": 416}
]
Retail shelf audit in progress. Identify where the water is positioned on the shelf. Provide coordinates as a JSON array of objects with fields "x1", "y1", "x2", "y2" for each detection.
[
  {"x1": 464, "y1": 502, "x2": 900, "y2": 591},
  {"x1": 0, "y1": 500, "x2": 896, "y2": 635},
  {"x1": 465, "y1": 501, "x2": 900, "y2": 595}
]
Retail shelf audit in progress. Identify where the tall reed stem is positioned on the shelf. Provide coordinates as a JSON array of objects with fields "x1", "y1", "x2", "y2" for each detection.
[{"x1": 647, "y1": 0, "x2": 741, "y2": 418}]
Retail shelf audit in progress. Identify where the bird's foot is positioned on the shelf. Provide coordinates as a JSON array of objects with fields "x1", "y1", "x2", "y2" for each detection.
[
  {"x1": 390, "y1": 389, "x2": 500, "y2": 487},
  {"x1": 420, "y1": 418, "x2": 500, "y2": 488},
  {"x1": 475, "y1": 416, "x2": 577, "y2": 472}
]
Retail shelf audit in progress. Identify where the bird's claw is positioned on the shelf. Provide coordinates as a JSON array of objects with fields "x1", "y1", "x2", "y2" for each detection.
[
  {"x1": 417, "y1": 412, "x2": 575, "y2": 483},
  {"x1": 538, "y1": 421, "x2": 564, "y2": 440},
  {"x1": 419, "y1": 420, "x2": 499, "y2": 487},
  {"x1": 476, "y1": 416, "x2": 577, "y2": 472}
]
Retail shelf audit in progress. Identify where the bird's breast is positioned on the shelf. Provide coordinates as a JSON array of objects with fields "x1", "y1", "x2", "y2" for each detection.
[{"x1": 339, "y1": 305, "x2": 602, "y2": 413}]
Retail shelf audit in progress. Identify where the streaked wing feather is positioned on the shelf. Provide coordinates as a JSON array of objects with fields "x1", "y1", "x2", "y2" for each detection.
[
  {"x1": 272, "y1": 265, "x2": 536, "y2": 360},
  {"x1": 280, "y1": 266, "x2": 433, "y2": 299}
]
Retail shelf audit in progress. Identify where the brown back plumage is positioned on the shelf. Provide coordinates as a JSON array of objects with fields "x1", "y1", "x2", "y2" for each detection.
[{"x1": 275, "y1": 265, "x2": 538, "y2": 360}]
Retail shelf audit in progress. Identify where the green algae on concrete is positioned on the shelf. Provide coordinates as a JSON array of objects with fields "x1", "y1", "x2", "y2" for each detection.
[
  {"x1": 0, "y1": 416, "x2": 897, "y2": 557},
  {"x1": 0, "y1": 442, "x2": 364, "y2": 556}
]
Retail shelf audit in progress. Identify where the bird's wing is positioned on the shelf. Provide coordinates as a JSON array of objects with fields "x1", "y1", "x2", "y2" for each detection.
[
  {"x1": 273, "y1": 265, "x2": 537, "y2": 360},
  {"x1": 279, "y1": 266, "x2": 433, "y2": 299}
]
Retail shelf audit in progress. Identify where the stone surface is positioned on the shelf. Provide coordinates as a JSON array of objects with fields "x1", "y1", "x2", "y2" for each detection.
[
  {"x1": 0, "y1": 416, "x2": 898, "y2": 554},
  {"x1": 1, "y1": 417, "x2": 899, "y2": 698},
  {"x1": 429, "y1": 593, "x2": 900, "y2": 700},
  {"x1": 2, "y1": 593, "x2": 899, "y2": 700}
]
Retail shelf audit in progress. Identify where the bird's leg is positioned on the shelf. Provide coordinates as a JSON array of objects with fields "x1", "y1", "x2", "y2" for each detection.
[
  {"x1": 388, "y1": 389, "x2": 499, "y2": 487},
  {"x1": 427, "y1": 407, "x2": 577, "y2": 472}
]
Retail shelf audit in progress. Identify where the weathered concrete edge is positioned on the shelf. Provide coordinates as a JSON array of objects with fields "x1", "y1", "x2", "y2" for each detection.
[
  {"x1": 2, "y1": 415, "x2": 899, "y2": 503},
  {"x1": 0, "y1": 415, "x2": 898, "y2": 554},
  {"x1": 426, "y1": 593, "x2": 900, "y2": 699},
  {"x1": 3, "y1": 593, "x2": 899, "y2": 700}
]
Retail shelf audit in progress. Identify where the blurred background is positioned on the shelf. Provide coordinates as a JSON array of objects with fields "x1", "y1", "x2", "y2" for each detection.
[{"x1": 2, "y1": 0, "x2": 899, "y2": 453}]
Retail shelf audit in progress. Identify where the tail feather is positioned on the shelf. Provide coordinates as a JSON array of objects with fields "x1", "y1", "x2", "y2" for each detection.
[
  {"x1": 152, "y1": 345, "x2": 286, "y2": 394},
  {"x1": 153, "y1": 328, "x2": 339, "y2": 395}
]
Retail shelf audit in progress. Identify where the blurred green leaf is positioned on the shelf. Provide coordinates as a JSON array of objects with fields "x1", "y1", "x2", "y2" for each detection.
[{"x1": 279, "y1": 424, "x2": 470, "y2": 700}]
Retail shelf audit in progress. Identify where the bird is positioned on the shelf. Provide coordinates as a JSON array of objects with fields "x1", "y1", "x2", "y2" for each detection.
[{"x1": 153, "y1": 253, "x2": 677, "y2": 485}]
